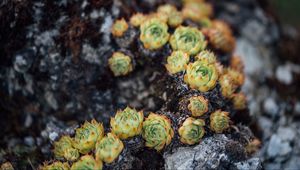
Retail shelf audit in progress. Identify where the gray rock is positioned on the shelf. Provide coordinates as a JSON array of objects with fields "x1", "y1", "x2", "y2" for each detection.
[
  {"x1": 276, "y1": 65, "x2": 293, "y2": 85},
  {"x1": 265, "y1": 163, "x2": 282, "y2": 170},
  {"x1": 164, "y1": 134, "x2": 261, "y2": 170},
  {"x1": 267, "y1": 135, "x2": 292, "y2": 158},
  {"x1": 263, "y1": 97, "x2": 279, "y2": 116},
  {"x1": 277, "y1": 127, "x2": 296, "y2": 142},
  {"x1": 234, "y1": 158, "x2": 262, "y2": 170},
  {"x1": 284, "y1": 156, "x2": 300, "y2": 170}
]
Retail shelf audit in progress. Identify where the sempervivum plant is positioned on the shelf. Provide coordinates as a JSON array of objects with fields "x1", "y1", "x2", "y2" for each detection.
[
  {"x1": 210, "y1": 110, "x2": 230, "y2": 133},
  {"x1": 54, "y1": 136, "x2": 79, "y2": 161},
  {"x1": 219, "y1": 74, "x2": 237, "y2": 98},
  {"x1": 184, "y1": 59, "x2": 219, "y2": 92},
  {"x1": 178, "y1": 117, "x2": 206, "y2": 145},
  {"x1": 165, "y1": 50, "x2": 190, "y2": 74},
  {"x1": 108, "y1": 52, "x2": 133, "y2": 77},
  {"x1": 95, "y1": 133, "x2": 124, "y2": 163},
  {"x1": 182, "y1": 0, "x2": 213, "y2": 22},
  {"x1": 111, "y1": 18, "x2": 129, "y2": 37},
  {"x1": 140, "y1": 18, "x2": 170, "y2": 50},
  {"x1": 110, "y1": 107, "x2": 144, "y2": 139},
  {"x1": 71, "y1": 155, "x2": 103, "y2": 170},
  {"x1": 130, "y1": 13, "x2": 146, "y2": 27},
  {"x1": 72, "y1": 119, "x2": 104, "y2": 154},
  {"x1": 41, "y1": 161, "x2": 70, "y2": 170},
  {"x1": 231, "y1": 93, "x2": 247, "y2": 110},
  {"x1": 142, "y1": 113, "x2": 174, "y2": 151},
  {"x1": 187, "y1": 96, "x2": 209, "y2": 117},
  {"x1": 170, "y1": 26, "x2": 207, "y2": 55},
  {"x1": 157, "y1": 4, "x2": 183, "y2": 28}
]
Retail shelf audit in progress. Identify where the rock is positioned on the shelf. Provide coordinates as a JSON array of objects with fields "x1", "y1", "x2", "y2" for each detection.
[
  {"x1": 264, "y1": 163, "x2": 281, "y2": 170},
  {"x1": 263, "y1": 97, "x2": 279, "y2": 116},
  {"x1": 267, "y1": 135, "x2": 292, "y2": 158},
  {"x1": 284, "y1": 156, "x2": 300, "y2": 170},
  {"x1": 277, "y1": 127, "x2": 296, "y2": 141},
  {"x1": 164, "y1": 134, "x2": 261, "y2": 170},
  {"x1": 234, "y1": 158, "x2": 262, "y2": 170},
  {"x1": 276, "y1": 65, "x2": 293, "y2": 85}
]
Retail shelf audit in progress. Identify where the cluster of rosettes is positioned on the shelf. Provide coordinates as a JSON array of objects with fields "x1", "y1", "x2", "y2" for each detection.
[{"x1": 42, "y1": 0, "x2": 248, "y2": 168}]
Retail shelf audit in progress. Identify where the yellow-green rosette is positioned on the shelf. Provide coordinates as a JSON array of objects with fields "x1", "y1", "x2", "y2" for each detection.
[
  {"x1": 110, "y1": 107, "x2": 144, "y2": 139},
  {"x1": 108, "y1": 52, "x2": 133, "y2": 77},
  {"x1": 182, "y1": 1, "x2": 213, "y2": 22},
  {"x1": 195, "y1": 50, "x2": 217, "y2": 64},
  {"x1": 41, "y1": 161, "x2": 70, "y2": 170},
  {"x1": 219, "y1": 74, "x2": 237, "y2": 98},
  {"x1": 210, "y1": 110, "x2": 230, "y2": 133},
  {"x1": 73, "y1": 119, "x2": 104, "y2": 154},
  {"x1": 184, "y1": 60, "x2": 219, "y2": 92},
  {"x1": 71, "y1": 155, "x2": 103, "y2": 170},
  {"x1": 170, "y1": 26, "x2": 207, "y2": 55},
  {"x1": 130, "y1": 13, "x2": 147, "y2": 27},
  {"x1": 178, "y1": 117, "x2": 205, "y2": 145},
  {"x1": 157, "y1": 4, "x2": 183, "y2": 27},
  {"x1": 226, "y1": 68, "x2": 245, "y2": 86},
  {"x1": 165, "y1": 51, "x2": 190, "y2": 74},
  {"x1": 140, "y1": 18, "x2": 170, "y2": 50},
  {"x1": 111, "y1": 18, "x2": 128, "y2": 37},
  {"x1": 142, "y1": 113, "x2": 174, "y2": 151},
  {"x1": 231, "y1": 93, "x2": 247, "y2": 110},
  {"x1": 188, "y1": 96, "x2": 209, "y2": 117},
  {"x1": 54, "y1": 136, "x2": 79, "y2": 161},
  {"x1": 95, "y1": 133, "x2": 124, "y2": 164}
]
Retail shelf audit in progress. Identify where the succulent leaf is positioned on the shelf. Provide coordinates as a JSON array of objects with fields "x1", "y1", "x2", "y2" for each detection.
[
  {"x1": 188, "y1": 96, "x2": 209, "y2": 117},
  {"x1": 71, "y1": 155, "x2": 103, "y2": 170},
  {"x1": 130, "y1": 13, "x2": 146, "y2": 27},
  {"x1": 231, "y1": 93, "x2": 247, "y2": 110},
  {"x1": 184, "y1": 60, "x2": 219, "y2": 92},
  {"x1": 182, "y1": 1, "x2": 213, "y2": 22},
  {"x1": 225, "y1": 68, "x2": 245, "y2": 86},
  {"x1": 54, "y1": 136, "x2": 79, "y2": 161},
  {"x1": 170, "y1": 26, "x2": 207, "y2": 55},
  {"x1": 108, "y1": 52, "x2": 133, "y2": 77},
  {"x1": 95, "y1": 133, "x2": 124, "y2": 163},
  {"x1": 41, "y1": 161, "x2": 70, "y2": 170},
  {"x1": 142, "y1": 113, "x2": 174, "y2": 151},
  {"x1": 110, "y1": 107, "x2": 144, "y2": 139},
  {"x1": 165, "y1": 51, "x2": 190, "y2": 74},
  {"x1": 73, "y1": 119, "x2": 104, "y2": 154},
  {"x1": 178, "y1": 117, "x2": 205, "y2": 145},
  {"x1": 219, "y1": 74, "x2": 237, "y2": 98},
  {"x1": 140, "y1": 18, "x2": 170, "y2": 50},
  {"x1": 111, "y1": 18, "x2": 128, "y2": 37},
  {"x1": 210, "y1": 110, "x2": 230, "y2": 133}
]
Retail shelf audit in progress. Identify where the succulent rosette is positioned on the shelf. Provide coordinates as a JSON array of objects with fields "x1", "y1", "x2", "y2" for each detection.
[
  {"x1": 111, "y1": 18, "x2": 128, "y2": 37},
  {"x1": 73, "y1": 119, "x2": 104, "y2": 154},
  {"x1": 130, "y1": 13, "x2": 147, "y2": 27},
  {"x1": 225, "y1": 68, "x2": 245, "y2": 86},
  {"x1": 203, "y1": 28, "x2": 236, "y2": 53},
  {"x1": 41, "y1": 161, "x2": 70, "y2": 170},
  {"x1": 210, "y1": 110, "x2": 230, "y2": 133},
  {"x1": 182, "y1": 1, "x2": 213, "y2": 22},
  {"x1": 108, "y1": 52, "x2": 133, "y2": 77},
  {"x1": 157, "y1": 4, "x2": 183, "y2": 27},
  {"x1": 195, "y1": 50, "x2": 217, "y2": 64},
  {"x1": 188, "y1": 96, "x2": 209, "y2": 117},
  {"x1": 178, "y1": 117, "x2": 206, "y2": 145},
  {"x1": 142, "y1": 113, "x2": 174, "y2": 151},
  {"x1": 71, "y1": 155, "x2": 103, "y2": 170},
  {"x1": 95, "y1": 133, "x2": 124, "y2": 163},
  {"x1": 140, "y1": 18, "x2": 170, "y2": 50},
  {"x1": 184, "y1": 60, "x2": 219, "y2": 92},
  {"x1": 231, "y1": 93, "x2": 247, "y2": 110},
  {"x1": 165, "y1": 51, "x2": 190, "y2": 74},
  {"x1": 219, "y1": 74, "x2": 237, "y2": 98},
  {"x1": 54, "y1": 136, "x2": 79, "y2": 161},
  {"x1": 110, "y1": 107, "x2": 144, "y2": 139},
  {"x1": 170, "y1": 26, "x2": 207, "y2": 55}
]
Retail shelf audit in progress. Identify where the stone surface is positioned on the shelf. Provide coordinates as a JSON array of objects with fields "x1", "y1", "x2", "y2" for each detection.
[
  {"x1": 267, "y1": 135, "x2": 292, "y2": 158},
  {"x1": 164, "y1": 134, "x2": 261, "y2": 170}
]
